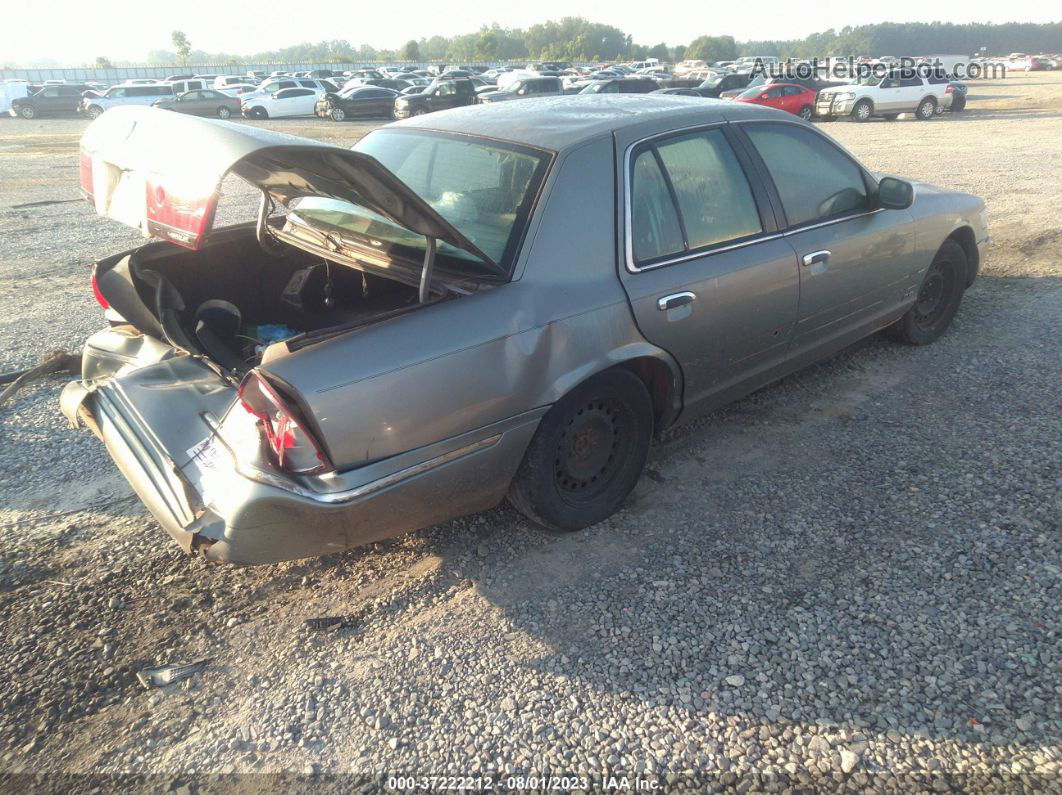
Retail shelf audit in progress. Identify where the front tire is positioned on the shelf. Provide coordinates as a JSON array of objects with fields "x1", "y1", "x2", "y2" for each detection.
[
  {"x1": 411, "y1": 107, "x2": 427, "y2": 117},
  {"x1": 508, "y1": 369, "x2": 653, "y2": 532},
  {"x1": 884, "y1": 239, "x2": 966, "y2": 345},
  {"x1": 217, "y1": 106, "x2": 231, "y2": 119},
  {"x1": 852, "y1": 99, "x2": 873, "y2": 122},
  {"x1": 19, "y1": 105, "x2": 36, "y2": 119},
  {"x1": 329, "y1": 107, "x2": 346, "y2": 122},
  {"x1": 86, "y1": 105, "x2": 103, "y2": 120},
  {"x1": 916, "y1": 98, "x2": 937, "y2": 120}
]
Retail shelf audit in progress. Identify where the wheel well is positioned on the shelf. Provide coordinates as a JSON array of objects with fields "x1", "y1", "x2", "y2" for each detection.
[
  {"x1": 946, "y1": 226, "x2": 979, "y2": 286},
  {"x1": 617, "y1": 357, "x2": 679, "y2": 431}
]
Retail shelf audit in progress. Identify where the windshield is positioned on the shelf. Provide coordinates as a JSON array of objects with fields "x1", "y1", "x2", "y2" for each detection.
[
  {"x1": 700, "y1": 76, "x2": 723, "y2": 88},
  {"x1": 580, "y1": 82, "x2": 606, "y2": 94},
  {"x1": 288, "y1": 130, "x2": 551, "y2": 277},
  {"x1": 855, "y1": 75, "x2": 883, "y2": 86},
  {"x1": 737, "y1": 86, "x2": 767, "y2": 99}
]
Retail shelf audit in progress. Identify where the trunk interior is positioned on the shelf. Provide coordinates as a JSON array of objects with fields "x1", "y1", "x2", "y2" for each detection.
[{"x1": 112, "y1": 225, "x2": 441, "y2": 369}]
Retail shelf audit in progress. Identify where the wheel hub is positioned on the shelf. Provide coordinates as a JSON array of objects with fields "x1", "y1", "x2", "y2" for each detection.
[
  {"x1": 913, "y1": 262, "x2": 950, "y2": 327},
  {"x1": 555, "y1": 403, "x2": 619, "y2": 492}
]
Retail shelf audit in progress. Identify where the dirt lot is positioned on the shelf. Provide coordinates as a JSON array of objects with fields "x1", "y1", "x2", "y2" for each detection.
[{"x1": 0, "y1": 74, "x2": 1059, "y2": 788}]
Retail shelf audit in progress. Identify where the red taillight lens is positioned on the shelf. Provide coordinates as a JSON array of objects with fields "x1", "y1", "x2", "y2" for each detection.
[
  {"x1": 945, "y1": 84, "x2": 954, "y2": 93},
  {"x1": 90, "y1": 263, "x2": 109, "y2": 310},
  {"x1": 237, "y1": 372, "x2": 329, "y2": 474},
  {"x1": 79, "y1": 149, "x2": 93, "y2": 201}
]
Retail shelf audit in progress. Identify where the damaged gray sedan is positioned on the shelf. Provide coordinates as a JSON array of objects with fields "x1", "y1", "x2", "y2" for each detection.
[{"x1": 63, "y1": 99, "x2": 988, "y2": 564}]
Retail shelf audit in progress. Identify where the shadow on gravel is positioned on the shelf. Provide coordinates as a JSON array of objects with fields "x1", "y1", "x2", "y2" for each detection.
[{"x1": 428, "y1": 276, "x2": 1060, "y2": 754}]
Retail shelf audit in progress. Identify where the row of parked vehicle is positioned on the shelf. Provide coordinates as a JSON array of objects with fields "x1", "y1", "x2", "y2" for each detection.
[{"x1": 5, "y1": 58, "x2": 970, "y2": 124}]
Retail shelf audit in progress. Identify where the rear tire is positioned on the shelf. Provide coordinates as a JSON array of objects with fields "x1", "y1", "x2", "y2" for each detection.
[
  {"x1": 217, "y1": 106, "x2": 231, "y2": 119},
  {"x1": 852, "y1": 99, "x2": 873, "y2": 122},
  {"x1": 951, "y1": 94, "x2": 966, "y2": 112},
  {"x1": 884, "y1": 239, "x2": 966, "y2": 345},
  {"x1": 798, "y1": 105, "x2": 813, "y2": 120},
  {"x1": 19, "y1": 105, "x2": 36, "y2": 119},
  {"x1": 508, "y1": 369, "x2": 653, "y2": 532},
  {"x1": 916, "y1": 98, "x2": 937, "y2": 120}
]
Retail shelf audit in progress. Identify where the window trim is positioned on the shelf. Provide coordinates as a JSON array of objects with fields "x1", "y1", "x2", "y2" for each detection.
[
  {"x1": 623, "y1": 122, "x2": 779, "y2": 273},
  {"x1": 730, "y1": 118, "x2": 882, "y2": 234}
]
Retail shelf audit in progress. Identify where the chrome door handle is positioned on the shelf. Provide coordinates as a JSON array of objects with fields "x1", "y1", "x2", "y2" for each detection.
[
  {"x1": 657, "y1": 291, "x2": 696, "y2": 311},
  {"x1": 802, "y1": 250, "x2": 831, "y2": 267}
]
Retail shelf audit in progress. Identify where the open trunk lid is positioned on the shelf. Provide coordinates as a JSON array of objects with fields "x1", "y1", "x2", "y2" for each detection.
[{"x1": 78, "y1": 105, "x2": 496, "y2": 268}]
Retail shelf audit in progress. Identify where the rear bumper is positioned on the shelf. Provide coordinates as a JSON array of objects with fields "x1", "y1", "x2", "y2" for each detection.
[{"x1": 65, "y1": 379, "x2": 541, "y2": 565}]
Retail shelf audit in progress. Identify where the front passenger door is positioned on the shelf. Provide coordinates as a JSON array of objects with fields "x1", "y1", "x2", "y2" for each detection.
[{"x1": 738, "y1": 121, "x2": 918, "y2": 365}]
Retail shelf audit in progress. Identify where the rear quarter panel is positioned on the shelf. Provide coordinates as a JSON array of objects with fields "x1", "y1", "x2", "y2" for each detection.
[{"x1": 263, "y1": 135, "x2": 678, "y2": 470}]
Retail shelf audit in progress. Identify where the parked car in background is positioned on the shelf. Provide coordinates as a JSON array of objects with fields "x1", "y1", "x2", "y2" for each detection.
[
  {"x1": 242, "y1": 87, "x2": 320, "y2": 118},
  {"x1": 213, "y1": 76, "x2": 247, "y2": 89},
  {"x1": 579, "y1": 77, "x2": 660, "y2": 94},
  {"x1": 651, "y1": 87, "x2": 708, "y2": 97},
  {"x1": 82, "y1": 84, "x2": 174, "y2": 119},
  {"x1": 698, "y1": 72, "x2": 754, "y2": 97},
  {"x1": 241, "y1": 77, "x2": 339, "y2": 102},
  {"x1": 477, "y1": 76, "x2": 564, "y2": 103},
  {"x1": 215, "y1": 83, "x2": 261, "y2": 98},
  {"x1": 246, "y1": 70, "x2": 267, "y2": 81},
  {"x1": 9, "y1": 84, "x2": 89, "y2": 118},
  {"x1": 735, "y1": 83, "x2": 819, "y2": 119},
  {"x1": 926, "y1": 69, "x2": 967, "y2": 112},
  {"x1": 816, "y1": 72, "x2": 951, "y2": 121},
  {"x1": 153, "y1": 89, "x2": 243, "y2": 119},
  {"x1": 69, "y1": 99, "x2": 987, "y2": 564},
  {"x1": 167, "y1": 78, "x2": 212, "y2": 95},
  {"x1": 315, "y1": 86, "x2": 399, "y2": 121},
  {"x1": 393, "y1": 79, "x2": 477, "y2": 117}
]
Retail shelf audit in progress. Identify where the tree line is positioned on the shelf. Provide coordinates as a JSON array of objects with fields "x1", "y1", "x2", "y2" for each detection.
[{"x1": 115, "y1": 18, "x2": 1060, "y2": 68}]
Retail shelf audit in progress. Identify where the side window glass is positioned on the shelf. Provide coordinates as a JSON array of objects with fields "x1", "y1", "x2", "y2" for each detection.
[
  {"x1": 745, "y1": 123, "x2": 869, "y2": 227},
  {"x1": 654, "y1": 130, "x2": 762, "y2": 251},
  {"x1": 630, "y1": 149, "x2": 685, "y2": 264}
]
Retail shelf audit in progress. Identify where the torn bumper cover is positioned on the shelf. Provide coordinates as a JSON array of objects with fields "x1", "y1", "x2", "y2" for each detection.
[{"x1": 61, "y1": 354, "x2": 540, "y2": 565}]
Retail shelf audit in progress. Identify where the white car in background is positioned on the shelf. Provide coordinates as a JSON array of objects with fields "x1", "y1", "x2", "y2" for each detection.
[
  {"x1": 816, "y1": 72, "x2": 953, "y2": 121},
  {"x1": 82, "y1": 83, "x2": 174, "y2": 119},
  {"x1": 241, "y1": 86, "x2": 320, "y2": 118},
  {"x1": 216, "y1": 83, "x2": 260, "y2": 97},
  {"x1": 239, "y1": 76, "x2": 338, "y2": 102}
]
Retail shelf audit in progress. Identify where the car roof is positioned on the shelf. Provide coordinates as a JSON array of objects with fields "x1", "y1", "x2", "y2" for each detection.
[{"x1": 392, "y1": 94, "x2": 789, "y2": 151}]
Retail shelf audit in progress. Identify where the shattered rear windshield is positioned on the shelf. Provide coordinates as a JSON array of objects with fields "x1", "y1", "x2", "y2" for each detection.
[{"x1": 289, "y1": 130, "x2": 550, "y2": 277}]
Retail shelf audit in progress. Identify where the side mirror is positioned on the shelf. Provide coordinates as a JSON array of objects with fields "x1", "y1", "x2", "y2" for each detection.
[{"x1": 878, "y1": 177, "x2": 914, "y2": 210}]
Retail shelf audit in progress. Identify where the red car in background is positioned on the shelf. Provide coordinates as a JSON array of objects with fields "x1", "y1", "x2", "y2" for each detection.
[{"x1": 734, "y1": 83, "x2": 818, "y2": 120}]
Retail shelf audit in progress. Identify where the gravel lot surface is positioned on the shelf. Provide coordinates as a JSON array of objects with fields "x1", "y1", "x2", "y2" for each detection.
[{"x1": 0, "y1": 75, "x2": 1059, "y2": 790}]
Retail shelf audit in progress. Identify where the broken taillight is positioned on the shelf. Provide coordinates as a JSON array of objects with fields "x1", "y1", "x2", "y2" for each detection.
[
  {"x1": 90, "y1": 263, "x2": 109, "y2": 310},
  {"x1": 237, "y1": 372, "x2": 330, "y2": 475},
  {"x1": 945, "y1": 84, "x2": 955, "y2": 94}
]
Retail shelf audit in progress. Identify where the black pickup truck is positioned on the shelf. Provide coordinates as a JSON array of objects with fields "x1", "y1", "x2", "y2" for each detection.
[{"x1": 392, "y1": 79, "x2": 477, "y2": 118}]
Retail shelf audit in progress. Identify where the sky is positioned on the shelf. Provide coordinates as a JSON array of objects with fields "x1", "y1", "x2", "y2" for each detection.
[{"x1": 2, "y1": 0, "x2": 1059, "y2": 64}]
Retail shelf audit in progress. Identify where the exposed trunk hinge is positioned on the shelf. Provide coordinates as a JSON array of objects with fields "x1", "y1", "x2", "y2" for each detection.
[
  {"x1": 256, "y1": 190, "x2": 286, "y2": 257},
  {"x1": 419, "y1": 237, "x2": 436, "y2": 304}
]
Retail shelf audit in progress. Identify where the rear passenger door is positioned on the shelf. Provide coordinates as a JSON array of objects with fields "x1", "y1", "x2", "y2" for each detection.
[
  {"x1": 616, "y1": 125, "x2": 800, "y2": 413},
  {"x1": 735, "y1": 121, "x2": 918, "y2": 365}
]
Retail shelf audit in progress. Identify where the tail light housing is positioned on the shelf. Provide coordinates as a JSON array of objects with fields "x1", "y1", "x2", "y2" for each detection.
[
  {"x1": 237, "y1": 372, "x2": 330, "y2": 475},
  {"x1": 90, "y1": 263, "x2": 109, "y2": 310},
  {"x1": 945, "y1": 84, "x2": 954, "y2": 93}
]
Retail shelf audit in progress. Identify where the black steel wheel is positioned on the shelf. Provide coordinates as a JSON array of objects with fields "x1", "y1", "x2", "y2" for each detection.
[
  {"x1": 885, "y1": 239, "x2": 967, "y2": 345},
  {"x1": 508, "y1": 369, "x2": 653, "y2": 532}
]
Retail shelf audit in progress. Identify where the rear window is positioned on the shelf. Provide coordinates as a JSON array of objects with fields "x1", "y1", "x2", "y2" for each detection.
[{"x1": 288, "y1": 130, "x2": 552, "y2": 277}]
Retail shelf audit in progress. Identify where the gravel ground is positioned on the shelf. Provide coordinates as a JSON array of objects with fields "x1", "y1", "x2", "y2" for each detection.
[{"x1": 0, "y1": 74, "x2": 1059, "y2": 790}]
